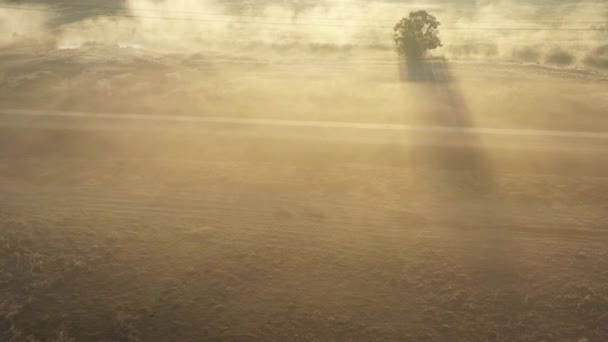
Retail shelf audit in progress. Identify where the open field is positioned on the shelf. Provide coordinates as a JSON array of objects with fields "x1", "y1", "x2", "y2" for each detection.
[
  {"x1": 1, "y1": 102, "x2": 608, "y2": 341},
  {"x1": 2, "y1": 0, "x2": 608, "y2": 340},
  {"x1": 1, "y1": 49, "x2": 607, "y2": 132}
]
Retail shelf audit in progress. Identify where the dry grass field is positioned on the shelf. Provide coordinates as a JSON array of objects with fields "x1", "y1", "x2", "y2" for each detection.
[
  {"x1": 2, "y1": 0, "x2": 608, "y2": 341},
  {"x1": 1, "y1": 104, "x2": 608, "y2": 341}
]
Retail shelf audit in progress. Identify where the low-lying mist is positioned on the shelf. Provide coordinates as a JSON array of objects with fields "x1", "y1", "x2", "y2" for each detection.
[
  {"x1": 1, "y1": 0, "x2": 607, "y2": 70},
  {"x1": 1, "y1": 0, "x2": 607, "y2": 133}
]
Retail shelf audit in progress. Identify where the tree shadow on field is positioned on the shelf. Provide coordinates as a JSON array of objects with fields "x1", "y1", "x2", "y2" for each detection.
[
  {"x1": 398, "y1": 59, "x2": 527, "y2": 333},
  {"x1": 400, "y1": 57, "x2": 494, "y2": 194}
]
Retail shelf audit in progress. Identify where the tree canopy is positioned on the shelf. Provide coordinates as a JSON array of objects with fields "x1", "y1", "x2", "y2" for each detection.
[{"x1": 393, "y1": 10, "x2": 442, "y2": 60}]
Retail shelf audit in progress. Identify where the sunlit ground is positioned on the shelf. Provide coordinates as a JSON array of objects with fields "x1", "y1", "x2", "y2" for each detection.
[
  {"x1": 2, "y1": 120, "x2": 608, "y2": 341},
  {"x1": 1, "y1": 0, "x2": 608, "y2": 341},
  {"x1": 1, "y1": 46, "x2": 607, "y2": 131}
]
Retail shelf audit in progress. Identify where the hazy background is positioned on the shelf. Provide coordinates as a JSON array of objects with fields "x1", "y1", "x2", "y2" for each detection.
[
  {"x1": 0, "y1": 0, "x2": 607, "y2": 132},
  {"x1": 2, "y1": 0, "x2": 607, "y2": 66}
]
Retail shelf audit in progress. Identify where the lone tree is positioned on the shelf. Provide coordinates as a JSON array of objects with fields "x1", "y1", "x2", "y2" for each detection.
[{"x1": 394, "y1": 10, "x2": 442, "y2": 60}]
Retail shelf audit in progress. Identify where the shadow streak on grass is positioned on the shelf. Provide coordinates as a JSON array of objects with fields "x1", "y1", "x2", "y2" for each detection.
[
  {"x1": 400, "y1": 57, "x2": 494, "y2": 194},
  {"x1": 398, "y1": 58, "x2": 531, "y2": 336}
]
